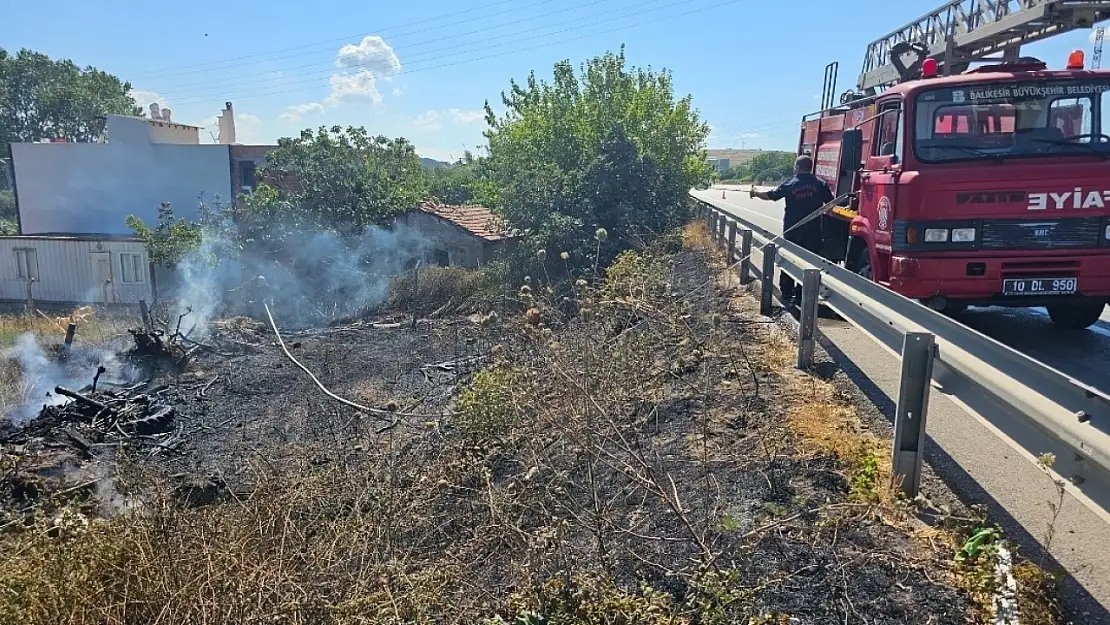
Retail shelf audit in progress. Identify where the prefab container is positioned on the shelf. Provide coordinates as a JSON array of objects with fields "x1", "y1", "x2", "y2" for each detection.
[{"x1": 0, "y1": 236, "x2": 154, "y2": 307}]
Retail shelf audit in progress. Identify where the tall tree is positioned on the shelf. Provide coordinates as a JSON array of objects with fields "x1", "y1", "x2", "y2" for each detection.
[
  {"x1": 241, "y1": 126, "x2": 428, "y2": 247},
  {"x1": 483, "y1": 47, "x2": 711, "y2": 273},
  {"x1": 0, "y1": 48, "x2": 141, "y2": 148},
  {"x1": 747, "y1": 151, "x2": 797, "y2": 184}
]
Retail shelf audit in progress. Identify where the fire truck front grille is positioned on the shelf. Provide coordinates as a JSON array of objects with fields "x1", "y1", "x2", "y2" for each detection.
[{"x1": 980, "y1": 218, "x2": 1102, "y2": 251}]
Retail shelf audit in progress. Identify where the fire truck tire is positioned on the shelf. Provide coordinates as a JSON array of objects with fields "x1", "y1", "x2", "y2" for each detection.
[
  {"x1": 1046, "y1": 302, "x2": 1105, "y2": 330},
  {"x1": 853, "y1": 251, "x2": 873, "y2": 281}
]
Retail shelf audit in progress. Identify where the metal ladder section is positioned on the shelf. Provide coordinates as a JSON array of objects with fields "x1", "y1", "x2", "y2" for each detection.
[{"x1": 857, "y1": 0, "x2": 1110, "y2": 93}]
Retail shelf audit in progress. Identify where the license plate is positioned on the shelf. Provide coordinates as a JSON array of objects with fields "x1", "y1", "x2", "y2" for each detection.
[{"x1": 1002, "y1": 277, "x2": 1077, "y2": 296}]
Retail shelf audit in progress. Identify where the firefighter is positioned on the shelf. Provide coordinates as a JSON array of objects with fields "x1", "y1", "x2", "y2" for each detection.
[{"x1": 749, "y1": 155, "x2": 833, "y2": 307}]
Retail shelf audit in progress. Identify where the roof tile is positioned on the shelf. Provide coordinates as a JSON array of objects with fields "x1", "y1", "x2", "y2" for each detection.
[{"x1": 419, "y1": 202, "x2": 507, "y2": 241}]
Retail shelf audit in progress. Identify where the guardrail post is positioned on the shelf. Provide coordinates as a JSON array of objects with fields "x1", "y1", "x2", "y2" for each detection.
[
  {"x1": 797, "y1": 269, "x2": 821, "y2": 369},
  {"x1": 727, "y1": 222, "x2": 737, "y2": 263},
  {"x1": 760, "y1": 243, "x2": 777, "y2": 316},
  {"x1": 739, "y1": 229, "x2": 753, "y2": 285},
  {"x1": 892, "y1": 332, "x2": 935, "y2": 498},
  {"x1": 708, "y1": 211, "x2": 717, "y2": 236},
  {"x1": 717, "y1": 216, "x2": 727, "y2": 246}
]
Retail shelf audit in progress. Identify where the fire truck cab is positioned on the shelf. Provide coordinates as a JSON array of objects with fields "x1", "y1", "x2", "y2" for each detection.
[{"x1": 805, "y1": 52, "x2": 1110, "y2": 329}]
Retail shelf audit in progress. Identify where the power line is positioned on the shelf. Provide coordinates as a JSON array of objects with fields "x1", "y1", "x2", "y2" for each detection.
[
  {"x1": 167, "y1": 0, "x2": 744, "y2": 107},
  {"x1": 128, "y1": 0, "x2": 549, "y2": 78},
  {"x1": 154, "y1": 0, "x2": 659, "y2": 99}
]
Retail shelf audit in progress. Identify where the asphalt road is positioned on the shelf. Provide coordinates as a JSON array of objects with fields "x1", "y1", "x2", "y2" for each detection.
[
  {"x1": 697, "y1": 186, "x2": 1110, "y2": 394},
  {"x1": 693, "y1": 186, "x2": 1110, "y2": 619}
]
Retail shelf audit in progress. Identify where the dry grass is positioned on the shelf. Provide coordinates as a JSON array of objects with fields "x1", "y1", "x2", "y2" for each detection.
[
  {"x1": 704, "y1": 225, "x2": 1067, "y2": 624},
  {"x1": 387, "y1": 265, "x2": 490, "y2": 317},
  {"x1": 0, "y1": 230, "x2": 979, "y2": 624}
]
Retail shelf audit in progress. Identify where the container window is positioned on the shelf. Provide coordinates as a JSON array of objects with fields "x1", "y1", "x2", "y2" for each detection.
[
  {"x1": 120, "y1": 253, "x2": 144, "y2": 283},
  {"x1": 14, "y1": 248, "x2": 38, "y2": 281}
]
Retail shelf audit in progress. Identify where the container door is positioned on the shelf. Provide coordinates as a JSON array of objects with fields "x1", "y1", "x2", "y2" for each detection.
[
  {"x1": 90, "y1": 251, "x2": 115, "y2": 303},
  {"x1": 859, "y1": 99, "x2": 903, "y2": 283}
]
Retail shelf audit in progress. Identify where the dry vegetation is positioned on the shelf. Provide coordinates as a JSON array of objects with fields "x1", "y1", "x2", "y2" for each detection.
[{"x1": 0, "y1": 222, "x2": 1064, "y2": 623}]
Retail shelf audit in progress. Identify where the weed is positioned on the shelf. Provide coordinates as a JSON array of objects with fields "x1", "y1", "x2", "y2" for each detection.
[
  {"x1": 849, "y1": 450, "x2": 881, "y2": 503},
  {"x1": 387, "y1": 265, "x2": 490, "y2": 316},
  {"x1": 1012, "y1": 560, "x2": 1063, "y2": 625},
  {"x1": 455, "y1": 364, "x2": 527, "y2": 437},
  {"x1": 1036, "y1": 452, "x2": 1067, "y2": 556},
  {"x1": 503, "y1": 573, "x2": 684, "y2": 625},
  {"x1": 681, "y1": 221, "x2": 715, "y2": 252},
  {"x1": 602, "y1": 250, "x2": 666, "y2": 303}
]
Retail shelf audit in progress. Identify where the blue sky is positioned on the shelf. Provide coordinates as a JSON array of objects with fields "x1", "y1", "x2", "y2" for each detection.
[{"x1": 4, "y1": 0, "x2": 1104, "y2": 160}]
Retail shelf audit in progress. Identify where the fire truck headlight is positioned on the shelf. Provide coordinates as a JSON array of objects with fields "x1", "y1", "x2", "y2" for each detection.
[
  {"x1": 1104, "y1": 224, "x2": 1110, "y2": 240},
  {"x1": 951, "y1": 227, "x2": 977, "y2": 242},
  {"x1": 924, "y1": 228, "x2": 950, "y2": 243}
]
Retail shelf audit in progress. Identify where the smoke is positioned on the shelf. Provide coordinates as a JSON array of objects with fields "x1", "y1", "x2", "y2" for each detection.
[
  {"x1": 164, "y1": 222, "x2": 429, "y2": 335},
  {"x1": 4, "y1": 333, "x2": 137, "y2": 424},
  {"x1": 169, "y1": 233, "x2": 239, "y2": 340}
]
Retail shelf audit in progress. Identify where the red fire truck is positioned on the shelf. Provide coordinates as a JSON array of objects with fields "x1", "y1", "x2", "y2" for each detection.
[{"x1": 806, "y1": 1, "x2": 1110, "y2": 329}]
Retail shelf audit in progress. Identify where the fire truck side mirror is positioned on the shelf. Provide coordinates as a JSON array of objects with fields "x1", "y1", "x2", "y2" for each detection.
[{"x1": 840, "y1": 128, "x2": 863, "y2": 173}]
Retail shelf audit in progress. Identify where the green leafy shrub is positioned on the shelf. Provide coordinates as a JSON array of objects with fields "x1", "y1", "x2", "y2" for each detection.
[{"x1": 455, "y1": 364, "x2": 526, "y2": 437}]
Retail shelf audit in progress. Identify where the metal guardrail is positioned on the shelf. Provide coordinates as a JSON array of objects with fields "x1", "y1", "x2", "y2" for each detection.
[{"x1": 694, "y1": 194, "x2": 1110, "y2": 521}]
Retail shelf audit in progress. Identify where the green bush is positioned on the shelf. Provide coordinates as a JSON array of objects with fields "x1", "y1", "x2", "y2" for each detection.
[{"x1": 455, "y1": 365, "x2": 525, "y2": 437}]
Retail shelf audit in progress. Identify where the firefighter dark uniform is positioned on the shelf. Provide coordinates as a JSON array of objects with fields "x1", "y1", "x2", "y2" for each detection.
[{"x1": 765, "y1": 173, "x2": 833, "y2": 304}]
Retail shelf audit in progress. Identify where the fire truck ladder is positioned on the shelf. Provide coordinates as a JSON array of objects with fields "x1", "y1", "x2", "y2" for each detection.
[{"x1": 857, "y1": 0, "x2": 1110, "y2": 94}]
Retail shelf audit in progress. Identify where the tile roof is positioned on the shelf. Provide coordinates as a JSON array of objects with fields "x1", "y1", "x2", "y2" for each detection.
[{"x1": 419, "y1": 202, "x2": 508, "y2": 241}]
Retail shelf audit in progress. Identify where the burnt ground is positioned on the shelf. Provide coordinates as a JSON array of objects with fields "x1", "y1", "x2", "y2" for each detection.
[
  {"x1": 158, "y1": 315, "x2": 497, "y2": 486},
  {"x1": 0, "y1": 235, "x2": 982, "y2": 624}
]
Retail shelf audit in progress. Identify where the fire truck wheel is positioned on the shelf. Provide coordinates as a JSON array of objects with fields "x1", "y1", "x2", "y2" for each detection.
[
  {"x1": 1046, "y1": 302, "x2": 1106, "y2": 330},
  {"x1": 854, "y1": 254, "x2": 873, "y2": 281}
]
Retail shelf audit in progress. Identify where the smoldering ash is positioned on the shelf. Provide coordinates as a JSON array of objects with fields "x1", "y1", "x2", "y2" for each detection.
[{"x1": 4, "y1": 333, "x2": 135, "y2": 424}]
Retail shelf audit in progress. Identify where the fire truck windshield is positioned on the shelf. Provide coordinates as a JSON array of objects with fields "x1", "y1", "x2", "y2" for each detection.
[{"x1": 912, "y1": 79, "x2": 1110, "y2": 163}]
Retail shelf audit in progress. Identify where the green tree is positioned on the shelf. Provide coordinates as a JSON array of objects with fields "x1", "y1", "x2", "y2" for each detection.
[
  {"x1": 241, "y1": 126, "x2": 428, "y2": 246},
  {"x1": 427, "y1": 151, "x2": 500, "y2": 207},
  {"x1": 747, "y1": 151, "x2": 796, "y2": 183},
  {"x1": 483, "y1": 47, "x2": 711, "y2": 276},
  {"x1": 126, "y1": 199, "x2": 235, "y2": 267},
  {"x1": 0, "y1": 48, "x2": 141, "y2": 152}
]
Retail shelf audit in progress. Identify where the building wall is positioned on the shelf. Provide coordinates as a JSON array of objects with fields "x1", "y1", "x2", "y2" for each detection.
[
  {"x1": 0, "y1": 237, "x2": 153, "y2": 305},
  {"x1": 147, "y1": 120, "x2": 200, "y2": 144},
  {"x1": 230, "y1": 145, "x2": 278, "y2": 199},
  {"x1": 395, "y1": 211, "x2": 496, "y2": 268},
  {"x1": 11, "y1": 141, "x2": 232, "y2": 235}
]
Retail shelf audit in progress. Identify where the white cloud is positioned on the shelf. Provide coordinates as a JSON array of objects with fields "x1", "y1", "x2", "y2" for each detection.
[
  {"x1": 234, "y1": 113, "x2": 265, "y2": 143},
  {"x1": 279, "y1": 102, "x2": 325, "y2": 122},
  {"x1": 413, "y1": 108, "x2": 484, "y2": 131},
  {"x1": 300, "y1": 35, "x2": 402, "y2": 111},
  {"x1": 413, "y1": 110, "x2": 442, "y2": 130},
  {"x1": 336, "y1": 36, "x2": 401, "y2": 76},
  {"x1": 392, "y1": 86, "x2": 405, "y2": 97},
  {"x1": 448, "y1": 108, "x2": 485, "y2": 124},
  {"x1": 326, "y1": 71, "x2": 382, "y2": 105},
  {"x1": 739, "y1": 132, "x2": 763, "y2": 139},
  {"x1": 130, "y1": 89, "x2": 168, "y2": 113}
]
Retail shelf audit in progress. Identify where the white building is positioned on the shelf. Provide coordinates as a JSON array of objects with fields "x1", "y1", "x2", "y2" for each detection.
[
  {"x1": 0, "y1": 236, "x2": 153, "y2": 306},
  {"x1": 9, "y1": 110, "x2": 232, "y2": 235}
]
